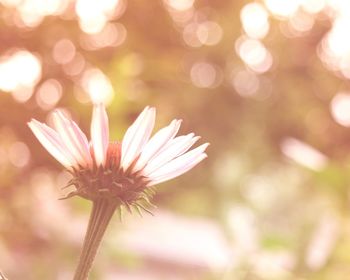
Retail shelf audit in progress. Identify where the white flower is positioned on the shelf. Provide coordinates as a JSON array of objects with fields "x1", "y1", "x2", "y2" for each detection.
[{"x1": 28, "y1": 104, "x2": 208, "y2": 205}]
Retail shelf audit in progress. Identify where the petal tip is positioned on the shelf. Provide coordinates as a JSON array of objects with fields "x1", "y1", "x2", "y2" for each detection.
[
  {"x1": 28, "y1": 119, "x2": 41, "y2": 127},
  {"x1": 148, "y1": 107, "x2": 156, "y2": 117},
  {"x1": 203, "y1": 143, "x2": 210, "y2": 149}
]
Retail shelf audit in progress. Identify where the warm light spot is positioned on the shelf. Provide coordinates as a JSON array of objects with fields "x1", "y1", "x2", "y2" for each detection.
[
  {"x1": 340, "y1": 64, "x2": 350, "y2": 80},
  {"x1": 24, "y1": 0, "x2": 66, "y2": 16},
  {"x1": 281, "y1": 137, "x2": 328, "y2": 171},
  {"x1": 8, "y1": 141, "x2": 30, "y2": 168},
  {"x1": 78, "y1": 15, "x2": 107, "y2": 34},
  {"x1": 1, "y1": 0, "x2": 21, "y2": 8},
  {"x1": 167, "y1": 7, "x2": 194, "y2": 25},
  {"x1": 330, "y1": 92, "x2": 350, "y2": 127},
  {"x1": 80, "y1": 23, "x2": 127, "y2": 50},
  {"x1": 324, "y1": 0, "x2": 347, "y2": 13},
  {"x1": 13, "y1": 0, "x2": 69, "y2": 27},
  {"x1": 318, "y1": 11, "x2": 350, "y2": 77},
  {"x1": 0, "y1": 50, "x2": 41, "y2": 93},
  {"x1": 324, "y1": 19, "x2": 350, "y2": 73},
  {"x1": 53, "y1": 39, "x2": 76, "y2": 65},
  {"x1": 36, "y1": 79, "x2": 63, "y2": 110},
  {"x1": 183, "y1": 23, "x2": 202, "y2": 47},
  {"x1": 264, "y1": 0, "x2": 300, "y2": 18},
  {"x1": 190, "y1": 62, "x2": 221, "y2": 88},
  {"x1": 12, "y1": 87, "x2": 34, "y2": 103},
  {"x1": 324, "y1": 18, "x2": 350, "y2": 58},
  {"x1": 236, "y1": 37, "x2": 273, "y2": 73},
  {"x1": 240, "y1": 3, "x2": 269, "y2": 39},
  {"x1": 81, "y1": 68, "x2": 114, "y2": 105},
  {"x1": 301, "y1": 0, "x2": 326, "y2": 14},
  {"x1": 196, "y1": 21, "x2": 223, "y2": 46},
  {"x1": 76, "y1": 0, "x2": 124, "y2": 34},
  {"x1": 253, "y1": 53, "x2": 272, "y2": 73},
  {"x1": 233, "y1": 70, "x2": 260, "y2": 97},
  {"x1": 184, "y1": 21, "x2": 223, "y2": 47},
  {"x1": 165, "y1": 0, "x2": 195, "y2": 11},
  {"x1": 14, "y1": 51, "x2": 41, "y2": 87},
  {"x1": 289, "y1": 11, "x2": 314, "y2": 33},
  {"x1": 237, "y1": 38, "x2": 266, "y2": 65},
  {"x1": 62, "y1": 52, "x2": 86, "y2": 77}
]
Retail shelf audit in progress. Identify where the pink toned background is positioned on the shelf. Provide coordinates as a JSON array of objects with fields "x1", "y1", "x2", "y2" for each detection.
[{"x1": 0, "y1": 0, "x2": 349, "y2": 279}]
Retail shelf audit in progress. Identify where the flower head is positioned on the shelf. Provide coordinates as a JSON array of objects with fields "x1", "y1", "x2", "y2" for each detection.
[{"x1": 28, "y1": 104, "x2": 208, "y2": 210}]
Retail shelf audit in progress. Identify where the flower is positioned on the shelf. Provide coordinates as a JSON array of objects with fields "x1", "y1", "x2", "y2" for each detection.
[
  {"x1": 29, "y1": 104, "x2": 209, "y2": 279},
  {"x1": 28, "y1": 104, "x2": 208, "y2": 210}
]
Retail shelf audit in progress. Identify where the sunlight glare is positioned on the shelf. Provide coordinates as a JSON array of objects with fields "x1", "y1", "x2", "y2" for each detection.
[
  {"x1": 12, "y1": 87, "x2": 34, "y2": 103},
  {"x1": 241, "y1": 3, "x2": 269, "y2": 39},
  {"x1": 80, "y1": 23, "x2": 127, "y2": 50},
  {"x1": 76, "y1": 0, "x2": 124, "y2": 34},
  {"x1": 0, "y1": 50, "x2": 41, "y2": 93},
  {"x1": 13, "y1": 0, "x2": 69, "y2": 27},
  {"x1": 301, "y1": 0, "x2": 326, "y2": 14},
  {"x1": 236, "y1": 37, "x2": 273, "y2": 73},
  {"x1": 330, "y1": 92, "x2": 350, "y2": 127},
  {"x1": 264, "y1": 0, "x2": 300, "y2": 18},
  {"x1": 81, "y1": 68, "x2": 114, "y2": 105},
  {"x1": 166, "y1": 0, "x2": 195, "y2": 11}
]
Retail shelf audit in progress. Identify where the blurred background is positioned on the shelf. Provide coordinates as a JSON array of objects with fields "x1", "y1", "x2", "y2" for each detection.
[{"x1": 0, "y1": 0, "x2": 350, "y2": 279}]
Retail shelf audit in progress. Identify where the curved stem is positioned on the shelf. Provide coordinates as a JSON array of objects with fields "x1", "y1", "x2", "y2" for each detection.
[{"x1": 73, "y1": 198, "x2": 118, "y2": 280}]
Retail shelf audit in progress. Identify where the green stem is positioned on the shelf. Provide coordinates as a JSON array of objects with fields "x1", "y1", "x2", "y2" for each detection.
[{"x1": 73, "y1": 198, "x2": 118, "y2": 280}]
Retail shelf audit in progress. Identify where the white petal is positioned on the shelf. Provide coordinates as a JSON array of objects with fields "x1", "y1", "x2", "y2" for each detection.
[
  {"x1": 70, "y1": 121, "x2": 93, "y2": 165},
  {"x1": 91, "y1": 103, "x2": 109, "y2": 166},
  {"x1": 52, "y1": 111, "x2": 92, "y2": 167},
  {"x1": 142, "y1": 133, "x2": 199, "y2": 176},
  {"x1": 157, "y1": 133, "x2": 195, "y2": 155},
  {"x1": 28, "y1": 119, "x2": 77, "y2": 168},
  {"x1": 121, "y1": 107, "x2": 156, "y2": 170},
  {"x1": 149, "y1": 142, "x2": 208, "y2": 176},
  {"x1": 147, "y1": 143, "x2": 209, "y2": 185},
  {"x1": 133, "y1": 119, "x2": 182, "y2": 172},
  {"x1": 121, "y1": 107, "x2": 151, "y2": 157}
]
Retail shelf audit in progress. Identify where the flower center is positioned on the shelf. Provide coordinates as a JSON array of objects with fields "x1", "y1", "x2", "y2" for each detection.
[{"x1": 68, "y1": 143, "x2": 152, "y2": 207}]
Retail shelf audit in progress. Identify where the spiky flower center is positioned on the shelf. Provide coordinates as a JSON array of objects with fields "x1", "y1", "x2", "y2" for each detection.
[{"x1": 65, "y1": 143, "x2": 154, "y2": 211}]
